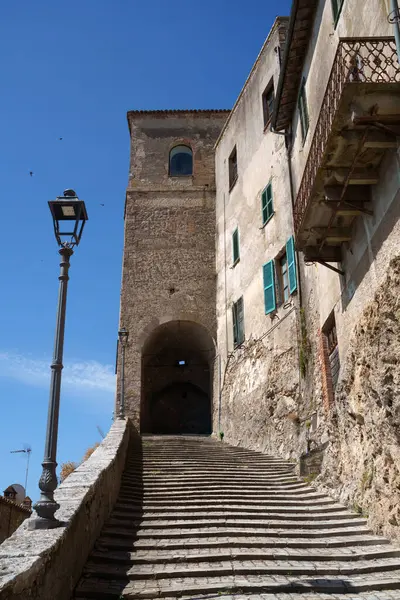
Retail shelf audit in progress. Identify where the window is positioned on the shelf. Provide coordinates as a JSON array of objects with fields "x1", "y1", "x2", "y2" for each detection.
[
  {"x1": 331, "y1": 0, "x2": 345, "y2": 24},
  {"x1": 262, "y1": 81, "x2": 275, "y2": 128},
  {"x1": 278, "y1": 254, "x2": 289, "y2": 303},
  {"x1": 232, "y1": 297, "x2": 245, "y2": 347},
  {"x1": 263, "y1": 236, "x2": 297, "y2": 314},
  {"x1": 229, "y1": 146, "x2": 238, "y2": 190},
  {"x1": 323, "y1": 312, "x2": 340, "y2": 390},
  {"x1": 261, "y1": 183, "x2": 274, "y2": 225},
  {"x1": 169, "y1": 145, "x2": 193, "y2": 176},
  {"x1": 232, "y1": 228, "x2": 240, "y2": 265},
  {"x1": 298, "y1": 79, "x2": 309, "y2": 143}
]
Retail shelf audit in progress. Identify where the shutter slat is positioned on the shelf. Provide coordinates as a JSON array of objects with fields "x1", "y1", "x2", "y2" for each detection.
[
  {"x1": 286, "y1": 235, "x2": 297, "y2": 294},
  {"x1": 263, "y1": 260, "x2": 276, "y2": 314}
]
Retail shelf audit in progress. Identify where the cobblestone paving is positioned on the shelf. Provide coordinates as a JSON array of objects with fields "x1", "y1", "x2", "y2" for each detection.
[{"x1": 73, "y1": 436, "x2": 400, "y2": 599}]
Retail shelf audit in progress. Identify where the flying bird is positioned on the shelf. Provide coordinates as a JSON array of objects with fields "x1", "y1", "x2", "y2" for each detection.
[
  {"x1": 59, "y1": 137, "x2": 63, "y2": 141},
  {"x1": 29, "y1": 171, "x2": 34, "y2": 177},
  {"x1": 100, "y1": 203, "x2": 105, "y2": 206}
]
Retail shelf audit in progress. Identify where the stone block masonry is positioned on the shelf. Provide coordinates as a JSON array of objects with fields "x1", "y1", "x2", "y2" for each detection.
[
  {"x1": 0, "y1": 498, "x2": 31, "y2": 545},
  {"x1": 0, "y1": 418, "x2": 131, "y2": 600}
]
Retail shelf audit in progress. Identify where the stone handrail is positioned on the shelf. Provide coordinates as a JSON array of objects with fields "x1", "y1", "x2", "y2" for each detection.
[{"x1": 0, "y1": 418, "x2": 131, "y2": 600}]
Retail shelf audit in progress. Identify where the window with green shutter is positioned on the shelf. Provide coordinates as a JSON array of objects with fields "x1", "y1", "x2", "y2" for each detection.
[
  {"x1": 331, "y1": 0, "x2": 345, "y2": 24},
  {"x1": 232, "y1": 228, "x2": 240, "y2": 265},
  {"x1": 232, "y1": 297, "x2": 245, "y2": 347},
  {"x1": 263, "y1": 260, "x2": 276, "y2": 315},
  {"x1": 261, "y1": 183, "x2": 274, "y2": 225},
  {"x1": 298, "y1": 79, "x2": 309, "y2": 143},
  {"x1": 286, "y1": 235, "x2": 297, "y2": 294}
]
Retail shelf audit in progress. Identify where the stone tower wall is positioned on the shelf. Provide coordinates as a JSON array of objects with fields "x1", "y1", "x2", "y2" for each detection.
[{"x1": 118, "y1": 110, "x2": 229, "y2": 428}]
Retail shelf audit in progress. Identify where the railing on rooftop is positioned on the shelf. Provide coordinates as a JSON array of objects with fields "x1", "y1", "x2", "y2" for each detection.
[{"x1": 294, "y1": 37, "x2": 400, "y2": 234}]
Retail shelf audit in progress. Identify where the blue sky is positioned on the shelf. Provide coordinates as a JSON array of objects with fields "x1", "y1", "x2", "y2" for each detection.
[{"x1": 0, "y1": 0, "x2": 292, "y2": 501}]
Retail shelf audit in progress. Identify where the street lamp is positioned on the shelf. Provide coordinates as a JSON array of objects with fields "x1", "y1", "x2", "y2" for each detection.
[
  {"x1": 118, "y1": 327, "x2": 129, "y2": 419},
  {"x1": 29, "y1": 189, "x2": 88, "y2": 530}
]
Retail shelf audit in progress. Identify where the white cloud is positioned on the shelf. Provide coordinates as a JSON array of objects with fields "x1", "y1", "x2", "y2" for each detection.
[{"x1": 0, "y1": 351, "x2": 116, "y2": 394}]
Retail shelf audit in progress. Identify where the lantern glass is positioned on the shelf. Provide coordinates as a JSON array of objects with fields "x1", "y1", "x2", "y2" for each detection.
[
  {"x1": 118, "y1": 327, "x2": 129, "y2": 346},
  {"x1": 48, "y1": 194, "x2": 88, "y2": 247}
]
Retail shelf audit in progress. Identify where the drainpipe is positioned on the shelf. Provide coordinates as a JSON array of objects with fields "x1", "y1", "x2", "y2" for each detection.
[{"x1": 389, "y1": 0, "x2": 400, "y2": 64}]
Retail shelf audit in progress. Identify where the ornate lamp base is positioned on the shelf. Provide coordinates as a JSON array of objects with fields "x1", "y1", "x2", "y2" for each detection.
[{"x1": 28, "y1": 498, "x2": 61, "y2": 530}]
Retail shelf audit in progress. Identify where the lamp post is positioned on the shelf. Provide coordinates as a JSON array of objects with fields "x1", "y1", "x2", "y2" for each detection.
[
  {"x1": 118, "y1": 327, "x2": 129, "y2": 419},
  {"x1": 29, "y1": 189, "x2": 88, "y2": 530}
]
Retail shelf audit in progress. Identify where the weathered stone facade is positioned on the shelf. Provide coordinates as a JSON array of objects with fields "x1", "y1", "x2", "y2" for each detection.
[
  {"x1": 0, "y1": 498, "x2": 30, "y2": 545},
  {"x1": 118, "y1": 110, "x2": 229, "y2": 431}
]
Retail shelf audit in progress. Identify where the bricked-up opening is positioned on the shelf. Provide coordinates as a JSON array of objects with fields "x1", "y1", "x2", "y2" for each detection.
[{"x1": 141, "y1": 320, "x2": 214, "y2": 434}]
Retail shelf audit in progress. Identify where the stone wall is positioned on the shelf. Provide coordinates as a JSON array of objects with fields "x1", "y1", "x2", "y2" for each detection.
[
  {"x1": 317, "y1": 256, "x2": 400, "y2": 539},
  {"x1": 0, "y1": 419, "x2": 131, "y2": 600},
  {"x1": 0, "y1": 498, "x2": 31, "y2": 545}
]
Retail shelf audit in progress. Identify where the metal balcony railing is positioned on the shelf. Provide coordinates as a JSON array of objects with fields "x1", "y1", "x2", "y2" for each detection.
[{"x1": 294, "y1": 37, "x2": 400, "y2": 234}]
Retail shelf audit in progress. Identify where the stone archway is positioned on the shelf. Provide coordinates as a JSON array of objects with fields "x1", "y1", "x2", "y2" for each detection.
[{"x1": 141, "y1": 320, "x2": 215, "y2": 434}]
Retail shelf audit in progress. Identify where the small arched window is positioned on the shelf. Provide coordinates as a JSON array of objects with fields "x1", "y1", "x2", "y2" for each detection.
[{"x1": 169, "y1": 145, "x2": 193, "y2": 177}]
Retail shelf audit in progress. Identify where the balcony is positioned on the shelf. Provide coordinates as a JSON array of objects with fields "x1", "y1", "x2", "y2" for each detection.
[{"x1": 294, "y1": 38, "x2": 400, "y2": 263}]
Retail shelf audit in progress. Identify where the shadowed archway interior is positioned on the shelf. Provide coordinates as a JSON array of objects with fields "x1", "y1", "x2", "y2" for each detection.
[{"x1": 141, "y1": 320, "x2": 214, "y2": 434}]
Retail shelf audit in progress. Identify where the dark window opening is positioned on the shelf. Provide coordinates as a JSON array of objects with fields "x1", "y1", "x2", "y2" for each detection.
[
  {"x1": 169, "y1": 145, "x2": 193, "y2": 177},
  {"x1": 232, "y1": 296, "x2": 245, "y2": 348},
  {"x1": 229, "y1": 146, "x2": 238, "y2": 190},
  {"x1": 232, "y1": 228, "x2": 240, "y2": 265},
  {"x1": 262, "y1": 81, "x2": 275, "y2": 128},
  {"x1": 277, "y1": 253, "x2": 289, "y2": 304},
  {"x1": 323, "y1": 312, "x2": 340, "y2": 389},
  {"x1": 298, "y1": 79, "x2": 309, "y2": 143}
]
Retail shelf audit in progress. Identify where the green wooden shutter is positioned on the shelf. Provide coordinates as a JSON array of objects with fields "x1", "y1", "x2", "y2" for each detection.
[
  {"x1": 263, "y1": 260, "x2": 276, "y2": 314},
  {"x1": 261, "y1": 183, "x2": 274, "y2": 225},
  {"x1": 286, "y1": 235, "x2": 297, "y2": 294},
  {"x1": 237, "y1": 297, "x2": 245, "y2": 344},
  {"x1": 232, "y1": 228, "x2": 239, "y2": 263},
  {"x1": 232, "y1": 303, "x2": 238, "y2": 346}
]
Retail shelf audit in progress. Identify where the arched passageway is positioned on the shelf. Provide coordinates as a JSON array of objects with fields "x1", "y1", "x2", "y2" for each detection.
[{"x1": 141, "y1": 321, "x2": 215, "y2": 434}]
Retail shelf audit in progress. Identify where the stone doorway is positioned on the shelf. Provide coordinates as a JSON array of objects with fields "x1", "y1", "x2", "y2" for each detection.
[{"x1": 141, "y1": 321, "x2": 214, "y2": 434}]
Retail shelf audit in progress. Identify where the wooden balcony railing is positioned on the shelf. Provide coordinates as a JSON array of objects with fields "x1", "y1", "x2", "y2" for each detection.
[{"x1": 294, "y1": 37, "x2": 400, "y2": 234}]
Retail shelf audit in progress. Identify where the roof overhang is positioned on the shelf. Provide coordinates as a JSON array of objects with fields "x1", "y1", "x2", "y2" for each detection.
[{"x1": 272, "y1": 0, "x2": 319, "y2": 132}]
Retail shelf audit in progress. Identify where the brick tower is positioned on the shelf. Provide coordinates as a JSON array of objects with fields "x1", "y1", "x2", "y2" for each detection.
[{"x1": 118, "y1": 109, "x2": 229, "y2": 433}]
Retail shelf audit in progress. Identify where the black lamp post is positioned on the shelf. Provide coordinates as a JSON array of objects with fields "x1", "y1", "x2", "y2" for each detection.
[
  {"x1": 29, "y1": 189, "x2": 88, "y2": 530},
  {"x1": 118, "y1": 327, "x2": 129, "y2": 419}
]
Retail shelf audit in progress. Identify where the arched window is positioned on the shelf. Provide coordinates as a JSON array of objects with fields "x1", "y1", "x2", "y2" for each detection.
[{"x1": 169, "y1": 145, "x2": 193, "y2": 177}]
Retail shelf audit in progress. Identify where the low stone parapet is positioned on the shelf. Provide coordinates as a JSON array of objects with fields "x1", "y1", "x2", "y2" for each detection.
[{"x1": 0, "y1": 418, "x2": 131, "y2": 600}]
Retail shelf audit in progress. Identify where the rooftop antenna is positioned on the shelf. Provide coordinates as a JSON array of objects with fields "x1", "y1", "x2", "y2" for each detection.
[
  {"x1": 96, "y1": 426, "x2": 105, "y2": 440},
  {"x1": 10, "y1": 446, "x2": 32, "y2": 497}
]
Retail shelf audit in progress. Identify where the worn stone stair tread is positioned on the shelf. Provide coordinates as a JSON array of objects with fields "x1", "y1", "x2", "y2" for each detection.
[
  {"x1": 102, "y1": 525, "x2": 372, "y2": 539},
  {"x1": 129, "y1": 490, "x2": 328, "y2": 499},
  {"x1": 114, "y1": 502, "x2": 344, "y2": 514},
  {"x1": 89, "y1": 545, "x2": 400, "y2": 565},
  {"x1": 106, "y1": 517, "x2": 367, "y2": 530},
  {"x1": 110, "y1": 509, "x2": 357, "y2": 521},
  {"x1": 96, "y1": 534, "x2": 391, "y2": 551},
  {"x1": 74, "y1": 571, "x2": 400, "y2": 599}
]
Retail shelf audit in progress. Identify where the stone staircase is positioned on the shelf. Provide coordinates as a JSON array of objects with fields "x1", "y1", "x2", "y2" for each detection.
[{"x1": 74, "y1": 436, "x2": 400, "y2": 599}]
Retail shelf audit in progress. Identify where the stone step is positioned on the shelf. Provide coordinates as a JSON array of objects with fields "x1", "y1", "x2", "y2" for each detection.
[
  {"x1": 120, "y1": 482, "x2": 309, "y2": 492},
  {"x1": 107, "y1": 516, "x2": 367, "y2": 531},
  {"x1": 97, "y1": 533, "x2": 390, "y2": 551},
  {"x1": 137, "y1": 464, "x2": 295, "y2": 472},
  {"x1": 89, "y1": 544, "x2": 400, "y2": 565},
  {"x1": 133, "y1": 490, "x2": 329, "y2": 500},
  {"x1": 74, "y1": 570, "x2": 400, "y2": 598},
  {"x1": 83, "y1": 557, "x2": 400, "y2": 580},
  {"x1": 102, "y1": 525, "x2": 372, "y2": 539},
  {"x1": 114, "y1": 501, "x2": 342, "y2": 513},
  {"x1": 123, "y1": 475, "x2": 300, "y2": 484},
  {"x1": 110, "y1": 509, "x2": 359, "y2": 522}
]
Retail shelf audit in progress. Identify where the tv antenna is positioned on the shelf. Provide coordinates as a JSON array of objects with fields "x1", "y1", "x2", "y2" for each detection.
[
  {"x1": 10, "y1": 446, "x2": 32, "y2": 497},
  {"x1": 97, "y1": 425, "x2": 105, "y2": 440}
]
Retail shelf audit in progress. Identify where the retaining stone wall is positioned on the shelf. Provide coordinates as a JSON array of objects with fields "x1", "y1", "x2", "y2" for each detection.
[
  {"x1": 0, "y1": 499, "x2": 31, "y2": 545},
  {"x1": 0, "y1": 418, "x2": 131, "y2": 600}
]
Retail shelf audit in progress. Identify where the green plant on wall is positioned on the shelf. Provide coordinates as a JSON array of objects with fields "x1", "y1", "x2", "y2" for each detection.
[{"x1": 299, "y1": 308, "x2": 311, "y2": 378}]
